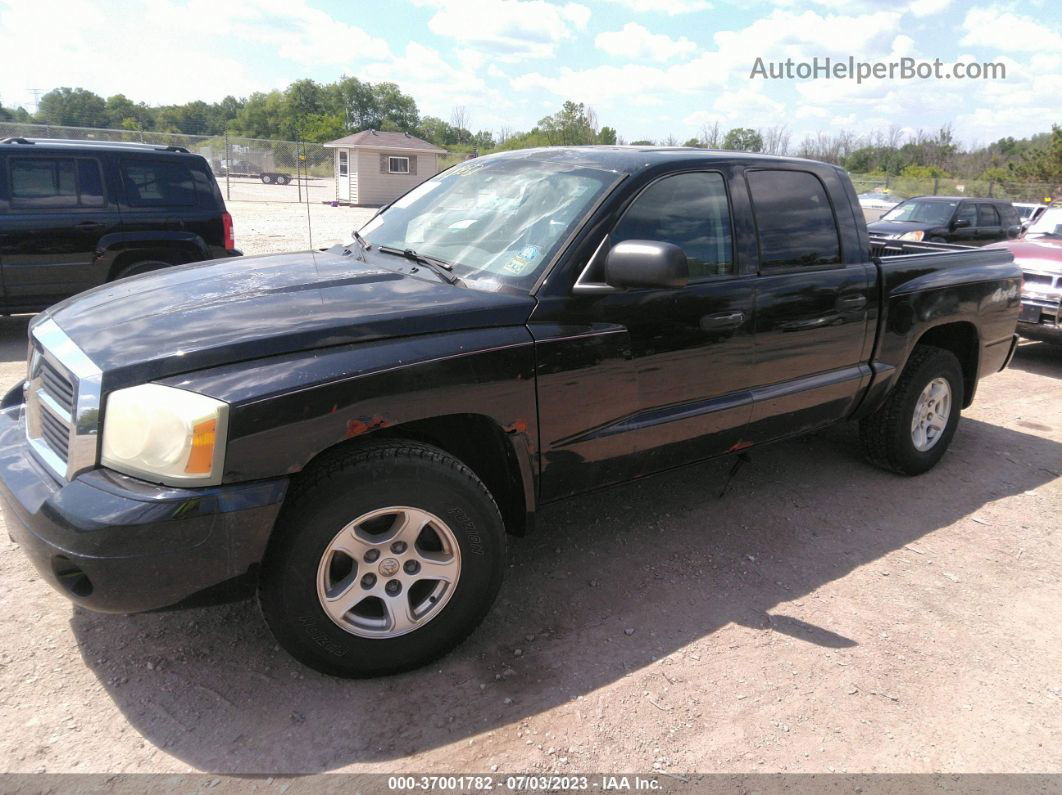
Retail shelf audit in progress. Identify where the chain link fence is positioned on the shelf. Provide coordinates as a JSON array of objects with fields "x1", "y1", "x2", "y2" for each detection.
[
  {"x1": 0, "y1": 122, "x2": 335, "y2": 204},
  {"x1": 2, "y1": 122, "x2": 1056, "y2": 207},
  {"x1": 849, "y1": 173, "x2": 1057, "y2": 204}
]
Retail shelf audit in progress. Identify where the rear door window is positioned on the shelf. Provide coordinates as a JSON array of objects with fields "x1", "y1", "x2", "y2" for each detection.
[
  {"x1": 9, "y1": 157, "x2": 106, "y2": 209},
  {"x1": 120, "y1": 159, "x2": 197, "y2": 206},
  {"x1": 747, "y1": 169, "x2": 840, "y2": 269},
  {"x1": 977, "y1": 204, "x2": 1001, "y2": 226}
]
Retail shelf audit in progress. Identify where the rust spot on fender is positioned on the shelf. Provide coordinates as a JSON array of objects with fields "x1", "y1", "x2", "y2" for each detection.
[
  {"x1": 503, "y1": 419, "x2": 528, "y2": 434},
  {"x1": 345, "y1": 415, "x2": 391, "y2": 438}
]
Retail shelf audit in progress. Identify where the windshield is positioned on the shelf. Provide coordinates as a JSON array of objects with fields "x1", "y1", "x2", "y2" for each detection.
[
  {"x1": 358, "y1": 156, "x2": 620, "y2": 291},
  {"x1": 1025, "y1": 206, "x2": 1062, "y2": 237},
  {"x1": 881, "y1": 199, "x2": 958, "y2": 225}
]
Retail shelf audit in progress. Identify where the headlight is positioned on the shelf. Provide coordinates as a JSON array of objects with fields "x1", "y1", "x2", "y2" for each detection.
[
  {"x1": 899, "y1": 230, "x2": 925, "y2": 241},
  {"x1": 102, "y1": 384, "x2": 228, "y2": 486}
]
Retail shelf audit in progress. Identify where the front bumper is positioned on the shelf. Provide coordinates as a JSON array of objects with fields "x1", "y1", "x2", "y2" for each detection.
[
  {"x1": 1017, "y1": 292, "x2": 1062, "y2": 344},
  {"x1": 0, "y1": 404, "x2": 287, "y2": 613}
]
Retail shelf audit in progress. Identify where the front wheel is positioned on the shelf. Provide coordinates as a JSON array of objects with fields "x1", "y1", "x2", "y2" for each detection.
[
  {"x1": 259, "y1": 441, "x2": 506, "y2": 677},
  {"x1": 859, "y1": 345, "x2": 964, "y2": 475}
]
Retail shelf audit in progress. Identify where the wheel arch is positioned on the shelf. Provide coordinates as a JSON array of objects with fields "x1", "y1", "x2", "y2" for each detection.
[
  {"x1": 294, "y1": 413, "x2": 536, "y2": 536},
  {"x1": 912, "y1": 320, "x2": 980, "y2": 408}
]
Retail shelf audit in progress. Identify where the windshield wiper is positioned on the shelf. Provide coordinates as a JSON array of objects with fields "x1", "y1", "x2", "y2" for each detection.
[{"x1": 376, "y1": 245, "x2": 463, "y2": 286}]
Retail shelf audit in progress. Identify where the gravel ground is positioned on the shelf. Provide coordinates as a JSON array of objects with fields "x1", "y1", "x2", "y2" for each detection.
[
  {"x1": 0, "y1": 207, "x2": 1058, "y2": 775},
  {"x1": 228, "y1": 199, "x2": 377, "y2": 255}
]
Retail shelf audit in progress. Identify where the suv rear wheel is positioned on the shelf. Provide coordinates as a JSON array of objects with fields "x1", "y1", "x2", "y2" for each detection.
[
  {"x1": 259, "y1": 440, "x2": 506, "y2": 677},
  {"x1": 114, "y1": 260, "x2": 172, "y2": 280},
  {"x1": 859, "y1": 345, "x2": 964, "y2": 475}
]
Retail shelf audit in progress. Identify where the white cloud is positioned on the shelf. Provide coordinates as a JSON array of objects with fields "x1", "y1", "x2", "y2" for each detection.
[
  {"x1": 595, "y1": 22, "x2": 696, "y2": 61},
  {"x1": 906, "y1": 0, "x2": 951, "y2": 17},
  {"x1": 603, "y1": 0, "x2": 712, "y2": 13},
  {"x1": 415, "y1": 0, "x2": 590, "y2": 61},
  {"x1": 0, "y1": 0, "x2": 391, "y2": 106},
  {"x1": 960, "y1": 7, "x2": 1062, "y2": 53}
]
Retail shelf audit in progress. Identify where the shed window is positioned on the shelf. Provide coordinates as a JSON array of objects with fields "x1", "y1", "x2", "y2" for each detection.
[
  {"x1": 338, "y1": 150, "x2": 348, "y2": 177},
  {"x1": 388, "y1": 157, "x2": 409, "y2": 174}
]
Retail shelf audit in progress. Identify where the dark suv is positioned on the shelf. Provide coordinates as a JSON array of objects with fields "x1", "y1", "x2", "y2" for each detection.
[
  {"x1": 0, "y1": 138, "x2": 239, "y2": 313},
  {"x1": 867, "y1": 195, "x2": 1021, "y2": 245}
]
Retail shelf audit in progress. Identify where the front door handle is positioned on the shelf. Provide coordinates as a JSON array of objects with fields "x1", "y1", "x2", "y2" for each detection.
[
  {"x1": 836, "y1": 293, "x2": 867, "y2": 310},
  {"x1": 75, "y1": 221, "x2": 105, "y2": 231},
  {"x1": 701, "y1": 310, "x2": 745, "y2": 331}
]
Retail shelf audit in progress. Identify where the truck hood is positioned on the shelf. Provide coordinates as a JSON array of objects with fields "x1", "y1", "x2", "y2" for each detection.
[
  {"x1": 984, "y1": 237, "x2": 1062, "y2": 272},
  {"x1": 42, "y1": 250, "x2": 536, "y2": 385}
]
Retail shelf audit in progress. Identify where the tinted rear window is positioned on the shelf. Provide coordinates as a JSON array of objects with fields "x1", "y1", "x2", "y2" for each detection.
[
  {"x1": 747, "y1": 170, "x2": 840, "y2": 269},
  {"x1": 121, "y1": 159, "x2": 197, "y2": 206},
  {"x1": 10, "y1": 157, "x2": 106, "y2": 209}
]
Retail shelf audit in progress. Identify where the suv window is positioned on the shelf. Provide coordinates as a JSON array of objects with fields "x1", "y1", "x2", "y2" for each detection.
[
  {"x1": 612, "y1": 171, "x2": 734, "y2": 279},
  {"x1": 121, "y1": 159, "x2": 197, "y2": 206},
  {"x1": 955, "y1": 203, "x2": 977, "y2": 226},
  {"x1": 10, "y1": 157, "x2": 106, "y2": 209},
  {"x1": 747, "y1": 170, "x2": 840, "y2": 268},
  {"x1": 999, "y1": 204, "x2": 1019, "y2": 226},
  {"x1": 977, "y1": 204, "x2": 1001, "y2": 226}
]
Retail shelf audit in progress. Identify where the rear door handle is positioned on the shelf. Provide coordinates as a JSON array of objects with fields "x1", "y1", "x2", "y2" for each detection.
[
  {"x1": 76, "y1": 221, "x2": 105, "y2": 231},
  {"x1": 701, "y1": 311, "x2": 745, "y2": 331},
  {"x1": 836, "y1": 293, "x2": 867, "y2": 310}
]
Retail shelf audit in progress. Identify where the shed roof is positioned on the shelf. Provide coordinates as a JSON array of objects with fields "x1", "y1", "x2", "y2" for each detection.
[{"x1": 324, "y1": 130, "x2": 447, "y2": 153}]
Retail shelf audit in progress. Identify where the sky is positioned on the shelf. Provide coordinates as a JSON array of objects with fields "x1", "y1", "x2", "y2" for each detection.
[{"x1": 1, "y1": 0, "x2": 1059, "y2": 146}]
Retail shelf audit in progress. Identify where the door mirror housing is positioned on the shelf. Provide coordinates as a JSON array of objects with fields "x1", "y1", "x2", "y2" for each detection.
[
  {"x1": 952, "y1": 218, "x2": 971, "y2": 229},
  {"x1": 604, "y1": 240, "x2": 689, "y2": 290}
]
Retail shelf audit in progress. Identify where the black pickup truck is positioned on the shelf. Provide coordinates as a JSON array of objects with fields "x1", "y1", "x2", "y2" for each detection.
[{"x1": 0, "y1": 147, "x2": 1020, "y2": 677}]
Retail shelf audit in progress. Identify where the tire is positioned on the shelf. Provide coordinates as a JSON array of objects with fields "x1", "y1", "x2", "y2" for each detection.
[
  {"x1": 277, "y1": 175, "x2": 290, "y2": 185},
  {"x1": 859, "y1": 345, "x2": 964, "y2": 475},
  {"x1": 114, "y1": 260, "x2": 172, "y2": 280},
  {"x1": 928, "y1": 236, "x2": 947, "y2": 243},
  {"x1": 261, "y1": 174, "x2": 273, "y2": 184},
  {"x1": 259, "y1": 440, "x2": 506, "y2": 677}
]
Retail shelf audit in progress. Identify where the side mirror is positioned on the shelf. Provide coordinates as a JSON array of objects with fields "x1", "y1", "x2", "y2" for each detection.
[
  {"x1": 604, "y1": 240, "x2": 689, "y2": 290},
  {"x1": 952, "y1": 218, "x2": 971, "y2": 229}
]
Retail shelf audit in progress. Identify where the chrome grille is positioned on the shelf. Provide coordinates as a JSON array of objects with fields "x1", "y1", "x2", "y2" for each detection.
[
  {"x1": 39, "y1": 405, "x2": 71, "y2": 459},
  {"x1": 24, "y1": 319, "x2": 102, "y2": 481},
  {"x1": 40, "y1": 360, "x2": 75, "y2": 415}
]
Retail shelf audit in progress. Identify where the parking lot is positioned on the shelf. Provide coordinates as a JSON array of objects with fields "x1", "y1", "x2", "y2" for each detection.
[{"x1": 0, "y1": 204, "x2": 1059, "y2": 775}]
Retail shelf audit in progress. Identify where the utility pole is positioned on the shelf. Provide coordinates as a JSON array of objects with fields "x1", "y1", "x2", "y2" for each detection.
[{"x1": 28, "y1": 88, "x2": 43, "y2": 114}]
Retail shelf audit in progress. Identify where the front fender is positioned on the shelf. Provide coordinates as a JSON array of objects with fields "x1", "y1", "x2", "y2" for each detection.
[{"x1": 158, "y1": 326, "x2": 539, "y2": 485}]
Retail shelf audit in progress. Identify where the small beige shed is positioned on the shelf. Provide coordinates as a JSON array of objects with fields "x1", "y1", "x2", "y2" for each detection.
[{"x1": 324, "y1": 130, "x2": 448, "y2": 206}]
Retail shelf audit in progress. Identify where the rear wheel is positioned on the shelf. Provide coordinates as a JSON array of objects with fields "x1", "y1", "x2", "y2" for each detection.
[
  {"x1": 277, "y1": 175, "x2": 290, "y2": 185},
  {"x1": 114, "y1": 260, "x2": 172, "y2": 280},
  {"x1": 261, "y1": 174, "x2": 273, "y2": 184},
  {"x1": 259, "y1": 440, "x2": 506, "y2": 677},
  {"x1": 859, "y1": 345, "x2": 964, "y2": 475}
]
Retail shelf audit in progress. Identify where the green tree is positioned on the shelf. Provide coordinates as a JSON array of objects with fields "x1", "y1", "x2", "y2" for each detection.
[
  {"x1": 597, "y1": 126, "x2": 618, "y2": 145},
  {"x1": 538, "y1": 101, "x2": 597, "y2": 145},
  {"x1": 630, "y1": 139, "x2": 655, "y2": 145},
  {"x1": 1012, "y1": 124, "x2": 1062, "y2": 182},
  {"x1": 36, "y1": 87, "x2": 107, "y2": 127},
  {"x1": 722, "y1": 127, "x2": 763, "y2": 152}
]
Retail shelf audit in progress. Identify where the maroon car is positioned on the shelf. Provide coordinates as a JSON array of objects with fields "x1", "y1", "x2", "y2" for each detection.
[{"x1": 987, "y1": 205, "x2": 1062, "y2": 344}]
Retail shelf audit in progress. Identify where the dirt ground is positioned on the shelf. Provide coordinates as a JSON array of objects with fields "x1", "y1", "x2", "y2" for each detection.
[{"x1": 0, "y1": 207, "x2": 1059, "y2": 775}]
